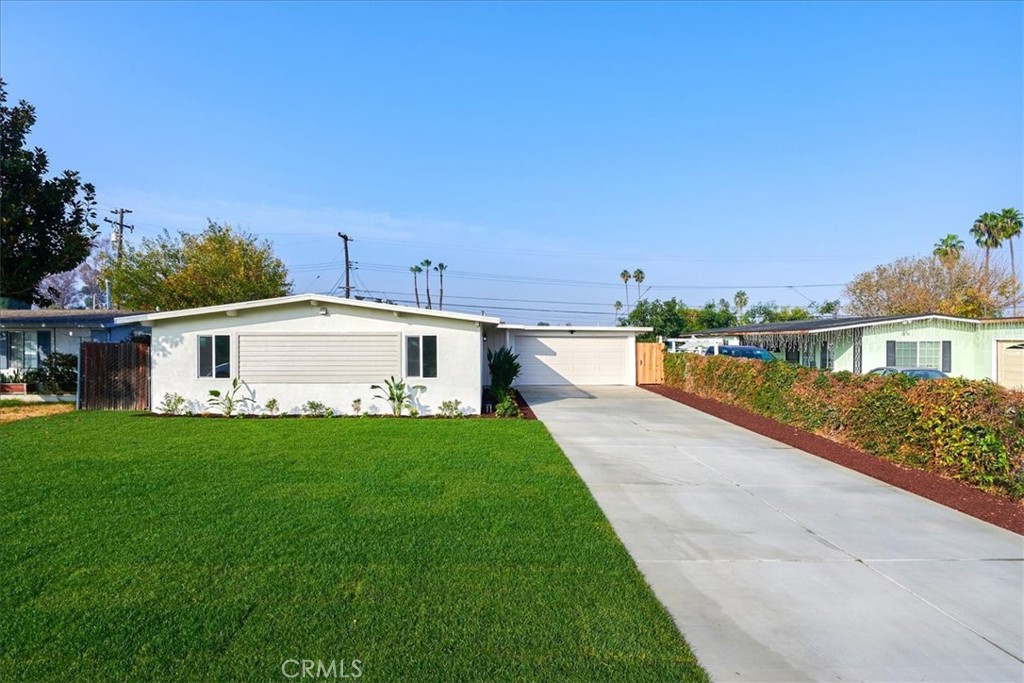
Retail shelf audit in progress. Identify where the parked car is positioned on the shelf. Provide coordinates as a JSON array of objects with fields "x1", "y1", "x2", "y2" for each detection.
[
  {"x1": 867, "y1": 367, "x2": 948, "y2": 379},
  {"x1": 900, "y1": 368, "x2": 949, "y2": 380},
  {"x1": 705, "y1": 345, "x2": 775, "y2": 361}
]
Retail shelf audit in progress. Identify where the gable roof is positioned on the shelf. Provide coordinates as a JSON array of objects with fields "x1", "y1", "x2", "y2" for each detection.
[
  {"x1": 0, "y1": 309, "x2": 142, "y2": 328},
  {"x1": 114, "y1": 293, "x2": 502, "y2": 326},
  {"x1": 695, "y1": 313, "x2": 986, "y2": 336}
]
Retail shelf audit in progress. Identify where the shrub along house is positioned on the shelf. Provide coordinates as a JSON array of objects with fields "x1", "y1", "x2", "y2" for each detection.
[
  {"x1": 0, "y1": 309, "x2": 142, "y2": 380},
  {"x1": 116, "y1": 293, "x2": 651, "y2": 414},
  {"x1": 690, "y1": 314, "x2": 1024, "y2": 390}
]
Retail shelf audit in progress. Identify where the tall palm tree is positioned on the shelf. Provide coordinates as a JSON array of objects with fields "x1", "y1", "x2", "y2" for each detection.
[
  {"x1": 434, "y1": 262, "x2": 447, "y2": 310},
  {"x1": 971, "y1": 212, "x2": 1002, "y2": 277},
  {"x1": 997, "y1": 208, "x2": 1023, "y2": 314},
  {"x1": 420, "y1": 259, "x2": 433, "y2": 309},
  {"x1": 932, "y1": 234, "x2": 965, "y2": 267},
  {"x1": 733, "y1": 290, "x2": 749, "y2": 321},
  {"x1": 409, "y1": 265, "x2": 422, "y2": 307},
  {"x1": 619, "y1": 269, "x2": 631, "y2": 310},
  {"x1": 633, "y1": 269, "x2": 645, "y2": 301},
  {"x1": 613, "y1": 300, "x2": 622, "y2": 319}
]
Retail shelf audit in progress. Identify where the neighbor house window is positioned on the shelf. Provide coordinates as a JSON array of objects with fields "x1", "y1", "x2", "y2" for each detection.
[
  {"x1": 0, "y1": 330, "x2": 51, "y2": 370},
  {"x1": 889, "y1": 340, "x2": 948, "y2": 371},
  {"x1": 198, "y1": 335, "x2": 230, "y2": 378},
  {"x1": 406, "y1": 335, "x2": 437, "y2": 378}
]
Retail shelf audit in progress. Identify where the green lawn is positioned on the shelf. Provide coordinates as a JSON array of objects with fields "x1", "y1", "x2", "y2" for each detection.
[{"x1": 1, "y1": 412, "x2": 707, "y2": 682}]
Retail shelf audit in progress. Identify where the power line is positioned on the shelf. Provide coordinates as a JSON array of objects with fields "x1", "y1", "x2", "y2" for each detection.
[{"x1": 103, "y1": 208, "x2": 134, "y2": 262}]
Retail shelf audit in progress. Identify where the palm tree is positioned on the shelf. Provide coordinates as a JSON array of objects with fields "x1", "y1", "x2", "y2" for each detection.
[
  {"x1": 733, "y1": 290, "x2": 749, "y2": 321},
  {"x1": 996, "y1": 208, "x2": 1023, "y2": 314},
  {"x1": 420, "y1": 259, "x2": 433, "y2": 309},
  {"x1": 971, "y1": 212, "x2": 1002, "y2": 277},
  {"x1": 619, "y1": 269, "x2": 631, "y2": 310},
  {"x1": 434, "y1": 262, "x2": 447, "y2": 310},
  {"x1": 932, "y1": 234, "x2": 965, "y2": 267},
  {"x1": 633, "y1": 269, "x2": 645, "y2": 301},
  {"x1": 409, "y1": 265, "x2": 423, "y2": 307},
  {"x1": 613, "y1": 300, "x2": 623, "y2": 321}
]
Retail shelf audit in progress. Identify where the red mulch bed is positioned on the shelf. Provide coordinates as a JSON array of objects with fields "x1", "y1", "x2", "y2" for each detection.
[{"x1": 642, "y1": 384, "x2": 1024, "y2": 536}]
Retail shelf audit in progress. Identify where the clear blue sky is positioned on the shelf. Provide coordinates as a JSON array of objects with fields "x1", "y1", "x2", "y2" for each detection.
[{"x1": 2, "y1": 1, "x2": 1021, "y2": 323}]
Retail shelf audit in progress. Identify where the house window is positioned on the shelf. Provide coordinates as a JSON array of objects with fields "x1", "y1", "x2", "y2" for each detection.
[
  {"x1": 406, "y1": 335, "x2": 437, "y2": 378},
  {"x1": 891, "y1": 341, "x2": 944, "y2": 370},
  {"x1": 0, "y1": 330, "x2": 51, "y2": 370},
  {"x1": 198, "y1": 335, "x2": 230, "y2": 378}
]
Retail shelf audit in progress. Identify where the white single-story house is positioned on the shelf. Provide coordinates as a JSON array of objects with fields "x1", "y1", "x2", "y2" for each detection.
[
  {"x1": 685, "y1": 314, "x2": 1024, "y2": 390},
  {"x1": 0, "y1": 309, "x2": 143, "y2": 378},
  {"x1": 116, "y1": 294, "x2": 651, "y2": 414}
]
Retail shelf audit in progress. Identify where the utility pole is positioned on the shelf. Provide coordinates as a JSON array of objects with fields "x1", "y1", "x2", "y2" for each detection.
[
  {"x1": 337, "y1": 232, "x2": 353, "y2": 298},
  {"x1": 103, "y1": 208, "x2": 134, "y2": 262}
]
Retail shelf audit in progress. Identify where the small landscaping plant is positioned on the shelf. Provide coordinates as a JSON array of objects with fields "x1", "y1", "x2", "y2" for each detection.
[
  {"x1": 207, "y1": 377, "x2": 251, "y2": 417},
  {"x1": 263, "y1": 398, "x2": 279, "y2": 416},
  {"x1": 438, "y1": 399, "x2": 464, "y2": 418},
  {"x1": 351, "y1": 398, "x2": 362, "y2": 415},
  {"x1": 158, "y1": 392, "x2": 187, "y2": 415},
  {"x1": 494, "y1": 390, "x2": 521, "y2": 418},
  {"x1": 302, "y1": 400, "x2": 329, "y2": 417},
  {"x1": 371, "y1": 376, "x2": 424, "y2": 417}
]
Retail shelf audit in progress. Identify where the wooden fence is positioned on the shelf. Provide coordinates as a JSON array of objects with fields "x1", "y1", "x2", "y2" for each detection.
[
  {"x1": 636, "y1": 342, "x2": 664, "y2": 385},
  {"x1": 79, "y1": 341, "x2": 151, "y2": 411}
]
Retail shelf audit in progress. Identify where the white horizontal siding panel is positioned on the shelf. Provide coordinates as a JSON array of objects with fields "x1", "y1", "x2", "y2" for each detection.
[{"x1": 238, "y1": 333, "x2": 400, "y2": 383}]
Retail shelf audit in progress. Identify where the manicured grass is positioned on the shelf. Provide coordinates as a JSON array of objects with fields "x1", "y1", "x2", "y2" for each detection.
[{"x1": 1, "y1": 413, "x2": 707, "y2": 682}]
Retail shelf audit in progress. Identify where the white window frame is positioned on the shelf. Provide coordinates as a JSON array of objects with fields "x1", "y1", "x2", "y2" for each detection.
[
  {"x1": 197, "y1": 334, "x2": 231, "y2": 379},
  {"x1": 405, "y1": 335, "x2": 438, "y2": 379}
]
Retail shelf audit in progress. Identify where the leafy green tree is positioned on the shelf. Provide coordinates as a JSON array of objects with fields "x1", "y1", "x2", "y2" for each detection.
[
  {"x1": 744, "y1": 302, "x2": 813, "y2": 324},
  {"x1": 105, "y1": 221, "x2": 290, "y2": 310},
  {"x1": 621, "y1": 298, "x2": 690, "y2": 340},
  {"x1": 0, "y1": 79, "x2": 98, "y2": 306}
]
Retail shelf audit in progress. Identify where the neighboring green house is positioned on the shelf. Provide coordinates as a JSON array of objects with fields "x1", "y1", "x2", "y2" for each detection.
[{"x1": 691, "y1": 315, "x2": 1024, "y2": 390}]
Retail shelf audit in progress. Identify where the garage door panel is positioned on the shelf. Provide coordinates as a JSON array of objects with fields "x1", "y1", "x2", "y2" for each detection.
[
  {"x1": 997, "y1": 341, "x2": 1024, "y2": 390},
  {"x1": 516, "y1": 335, "x2": 631, "y2": 386}
]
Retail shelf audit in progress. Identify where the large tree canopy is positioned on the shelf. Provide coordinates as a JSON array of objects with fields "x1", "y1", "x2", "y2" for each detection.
[
  {"x1": 0, "y1": 79, "x2": 98, "y2": 307},
  {"x1": 105, "y1": 221, "x2": 291, "y2": 310},
  {"x1": 844, "y1": 251, "x2": 1020, "y2": 318}
]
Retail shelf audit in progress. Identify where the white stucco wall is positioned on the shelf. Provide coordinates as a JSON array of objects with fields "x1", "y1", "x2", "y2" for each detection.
[{"x1": 148, "y1": 302, "x2": 485, "y2": 415}]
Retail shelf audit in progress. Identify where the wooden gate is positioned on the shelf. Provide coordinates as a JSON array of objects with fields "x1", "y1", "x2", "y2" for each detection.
[
  {"x1": 636, "y1": 342, "x2": 664, "y2": 385},
  {"x1": 79, "y1": 341, "x2": 151, "y2": 410}
]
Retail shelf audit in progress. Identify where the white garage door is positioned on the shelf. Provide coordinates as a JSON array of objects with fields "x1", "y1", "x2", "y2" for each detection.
[
  {"x1": 997, "y1": 341, "x2": 1024, "y2": 390},
  {"x1": 515, "y1": 335, "x2": 631, "y2": 386}
]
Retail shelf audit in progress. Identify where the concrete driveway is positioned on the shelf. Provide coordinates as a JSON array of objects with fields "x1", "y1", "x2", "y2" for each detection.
[{"x1": 521, "y1": 386, "x2": 1024, "y2": 682}]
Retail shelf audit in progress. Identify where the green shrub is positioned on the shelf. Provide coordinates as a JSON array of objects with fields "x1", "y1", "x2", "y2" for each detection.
[
  {"x1": 487, "y1": 346, "x2": 522, "y2": 394},
  {"x1": 495, "y1": 392, "x2": 521, "y2": 419},
  {"x1": 662, "y1": 350, "x2": 1024, "y2": 499},
  {"x1": 438, "y1": 399, "x2": 465, "y2": 418},
  {"x1": 24, "y1": 351, "x2": 78, "y2": 393}
]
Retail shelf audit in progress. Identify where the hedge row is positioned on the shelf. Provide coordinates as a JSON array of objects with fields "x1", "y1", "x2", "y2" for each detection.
[{"x1": 664, "y1": 353, "x2": 1024, "y2": 499}]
